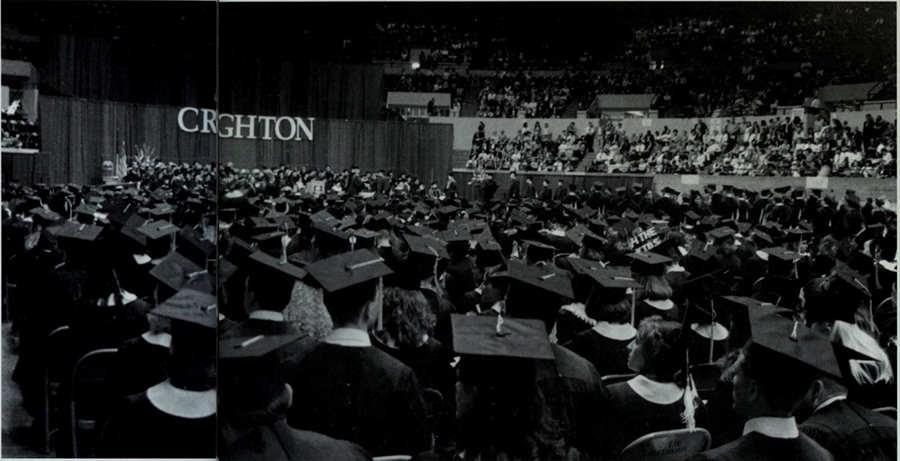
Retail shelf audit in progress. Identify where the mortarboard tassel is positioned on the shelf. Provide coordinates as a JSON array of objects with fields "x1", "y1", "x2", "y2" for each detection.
[
  {"x1": 709, "y1": 299, "x2": 716, "y2": 364},
  {"x1": 495, "y1": 314, "x2": 510, "y2": 337},
  {"x1": 789, "y1": 319, "x2": 800, "y2": 342},
  {"x1": 238, "y1": 335, "x2": 264, "y2": 349},
  {"x1": 631, "y1": 289, "x2": 637, "y2": 327}
]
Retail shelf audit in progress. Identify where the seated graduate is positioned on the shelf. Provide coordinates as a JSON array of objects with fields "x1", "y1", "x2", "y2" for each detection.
[
  {"x1": 796, "y1": 349, "x2": 898, "y2": 461},
  {"x1": 502, "y1": 264, "x2": 607, "y2": 459},
  {"x1": 219, "y1": 333, "x2": 371, "y2": 461},
  {"x1": 629, "y1": 252, "x2": 681, "y2": 324},
  {"x1": 453, "y1": 314, "x2": 572, "y2": 461},
  {"x1": 371, "y1": 285, "x2": 456, "y2": 436},
  {"x1": 286, "y1": 249, "x2": 430, "y2": 457},
  {"x1": 804, "y1": 263, "x2": 896, "y2": 409},
  {"x1": 563, "y1": 264, "x2": 642, "y2": 377},
  {"x1": 98, "y1": 289, "x2": 217, "y2": 458},
  {"x1": 687, "y1": 307, "x2": 834, "y2": 461},
  {"x1": 601, "y1": 315, "x2": 707, "y2": 456},
  {"x1": 104, "y1": 306, "x2": 171, "y2": 402}
]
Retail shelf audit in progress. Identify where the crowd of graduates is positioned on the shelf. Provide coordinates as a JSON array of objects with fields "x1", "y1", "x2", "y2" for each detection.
[
  {"x1": 2, "y1": 159, "x2": 218, "y2": 457},
  {"x1": 218, "y1": 163, "x2": 897, "y2": 461}
]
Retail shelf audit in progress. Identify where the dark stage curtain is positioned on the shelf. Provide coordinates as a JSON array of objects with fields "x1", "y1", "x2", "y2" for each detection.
[
  {"x1": 221, "y1": 61, "x2": 384, "y2": 121},
  {"x1": 219, "y1": 120, "x2": 453, "y2": 185},
  {"x1": 39, "y1": 96, "x2": 216, "y2": 185},
  {"x1": 38, "y1": 33, "x2": 215, "y2": 107}
]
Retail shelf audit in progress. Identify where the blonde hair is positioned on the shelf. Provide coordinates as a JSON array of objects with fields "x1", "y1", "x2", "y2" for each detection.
[{"x1": 831, "y1": 320, "x2": 894, "y2": 385}]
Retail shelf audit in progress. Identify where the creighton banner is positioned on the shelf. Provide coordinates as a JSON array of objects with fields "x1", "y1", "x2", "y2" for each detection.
[{"x1": 177, "y1": 107, "x2": 314, "y2": 141}]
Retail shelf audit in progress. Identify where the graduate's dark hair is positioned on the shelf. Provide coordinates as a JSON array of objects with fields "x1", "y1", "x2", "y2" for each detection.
[
  {"x1": 323, "y1": 279, "x2": 378, "y2": 326},
  {"x1": 740, "y1": 340, "x2": 815, "y2": 414}
]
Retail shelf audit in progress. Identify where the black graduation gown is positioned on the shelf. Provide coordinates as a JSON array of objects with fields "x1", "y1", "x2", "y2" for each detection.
[
  {"x1": 800, "y1": 399, "x2": 897, "y2": 461},
  {"x1": 286, "y1": 343, "x2": 430, "y2": 456},
  {"x1": 563, "y1": 329, "x2": 632, "y2": 377},
  {"x1": 98, "y1": 390, "x2": 216, "y2": 458},
  {"x1": 687, "y1": 431, "x2": 834, "y2": 461},
  {"x1": 221, "y1": 420, "x2": 371, "y2": 461},
  {"x1": 533, "y1": 344, "x2": 606, "y2": 459},
  {"x1": 602, "y1": 379, "x2": 708, "y2": 457},
  {"x1": 104, "y1": 334, "x2": 169, "y2": 401}
]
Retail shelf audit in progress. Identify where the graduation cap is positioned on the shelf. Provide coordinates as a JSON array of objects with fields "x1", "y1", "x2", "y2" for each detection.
[
  {"x1": 73, "y1": 203, "x2": 99, "y2": 224},
  {"x1": 584, "y1": 266, "x2": 642, "y2": 305},
  {"x1": 304, "y1": 249, "x2": 393, "y2": 294},
  {"x1": 177, "y1": 227, "x2": 216, "y2": 269},
  {"x1": 56, "y1": 221, "x2": 104, "y2": 247},
  {"x1": 745, "y1": 305, "x2": 843, "y2": 382},
  {"x1": 662, "y1": 187, "x2": 680, "y2": 196},
  {"x1": 450, "y1": 313, "x2": 554, "y2": 360},
  {"x1": 28, "y1": 207, "x2": 61, "y2": 225},
  {"x1": 219, "y1": 332, "x2": 307, "y2": 410},
  {"x1": 404, "y1": 233, "x2": 450, "y2": 262},
  {"x1": 137, "y1": 220, "x2": 181, "y2": 241},
  {"x1": 506, "y1": 260, "x2": 573, "y2": 299},
  {"x1": 149, "y1": 252, "x2": 215, "y2": 297},
  {"x1": 707, "y1": 227, "x2": 736, "y2": 245},
  {"x1": 628, "y1": 251, "x2": 672, "y2": 276},
  {"x1": 774, "y1": 186, "x2": 791, "y2": 195},
  {"x1": 832, "y1": 261, "x2": 871, "y2": 300},
  {"x1": 523, "y1": 240, "x2": 555, "y2": 263},
  {"x1": 759, "y1": 247, "x2": 801, "y2": 276},
  {"x1": 150, "y1": 288, "x2": 217, "y2": 329}
]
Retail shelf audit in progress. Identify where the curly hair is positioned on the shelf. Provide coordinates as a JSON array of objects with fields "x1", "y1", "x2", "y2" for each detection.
[
  {"x1": 635, "y1": 316, "x2": 684, "y2": 383},
  {"x1": 380, "y1": 287, "x2": 436, "y2": 348}
]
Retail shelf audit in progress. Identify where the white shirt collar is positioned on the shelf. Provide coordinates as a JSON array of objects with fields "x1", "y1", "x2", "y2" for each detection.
[
  {"x1": 627, "y1": 375, "x2": 684, "y2": 405},
  {"x1": 248, "y1": 311, "x2": 285, "y2": 322},
  {"x1": 645, "y1": 299, "x2": 675, "y2": 311},
  {"x1": 814, "y1": 394, "x2": 848, "y2": 413},
  {"x1": 742, "y1": 417, "x2": 799, "y2": 439},
  {"x1": 146, "y1": 380, "x2": 216, "y2": 419},
  {"x1": 141, "y1": 331, "x2": 172, "y2": 349},
  {"x1": 592, "y1": 321, "x2": 635, "y2": 341},
  {"x1": 323, "y1": 327, "x2": 371, "y2": 347}
]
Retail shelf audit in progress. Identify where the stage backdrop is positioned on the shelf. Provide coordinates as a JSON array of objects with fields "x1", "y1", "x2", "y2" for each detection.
[
  {"x1": 219, "y1": 119, "x2": 454, "y2": 185},
  {"x1": 39, "y1": 96, "x2": 216, "y2": 185}
]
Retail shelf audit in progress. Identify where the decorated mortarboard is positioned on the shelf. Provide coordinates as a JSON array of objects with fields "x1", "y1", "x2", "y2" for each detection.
[
  {"x1": 136, "y1": 220, "x2": 181, "y2": 241},
  {"x1": 150, "y1": 288, "x2": 217, "y2": 329},
  {"x1": 745, "y1": 305, "x2": 843, "y2": 381},
  {"x1": 506, "y1": 260, "x2": 574, "y2": 299},
  {"x1": 149, "y1": 252, "x2": 215, "y2": 295},
  {"x1": 304, "y1": 249, "x2": 393, "y2": 293},
  {"x1": 450, "y1": 313, "x2": 554, "y2": 360}
]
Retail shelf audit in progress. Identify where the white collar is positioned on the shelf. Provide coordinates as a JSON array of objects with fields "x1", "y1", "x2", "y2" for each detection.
[
  {"x1": 814, "y1": 394, "x2": 848, "y2": 413},
  {"x1": 141, "y1": 331, "x2": 172, "y2": 349},
  {"x1": 560, "y1": 302, "x2": 595, "y2": 326},
  {"x1": 627, "y1": 375, "x2": 684, "y2": 405},
  {"x1": 146, "y1": 380, "x2": 216, "y2": 419},
  {"x1": 248, "y1": 311, "x2": 285, "y2": 322},
  {"x1": 666, "y1": 263, "x2": 686, "y2": 273},
  {"x1": 593, "y1": 321, "x2": 635, "y2": 341},
  {"x1": 645, "y1": 299, "x2": 674, "y2": 311},
  {"x1": 691, "y1": 322, "x2": 730, "y2": 340},
  {"x1": 742, "y1": 417, "x2": 799, "y2": 439},
  {"x1": 323, "y1": 327, "x2": 371, "y2": 347},
  {"x1": 133, "y1": 253, "x2": 152, "y2": 265}
]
